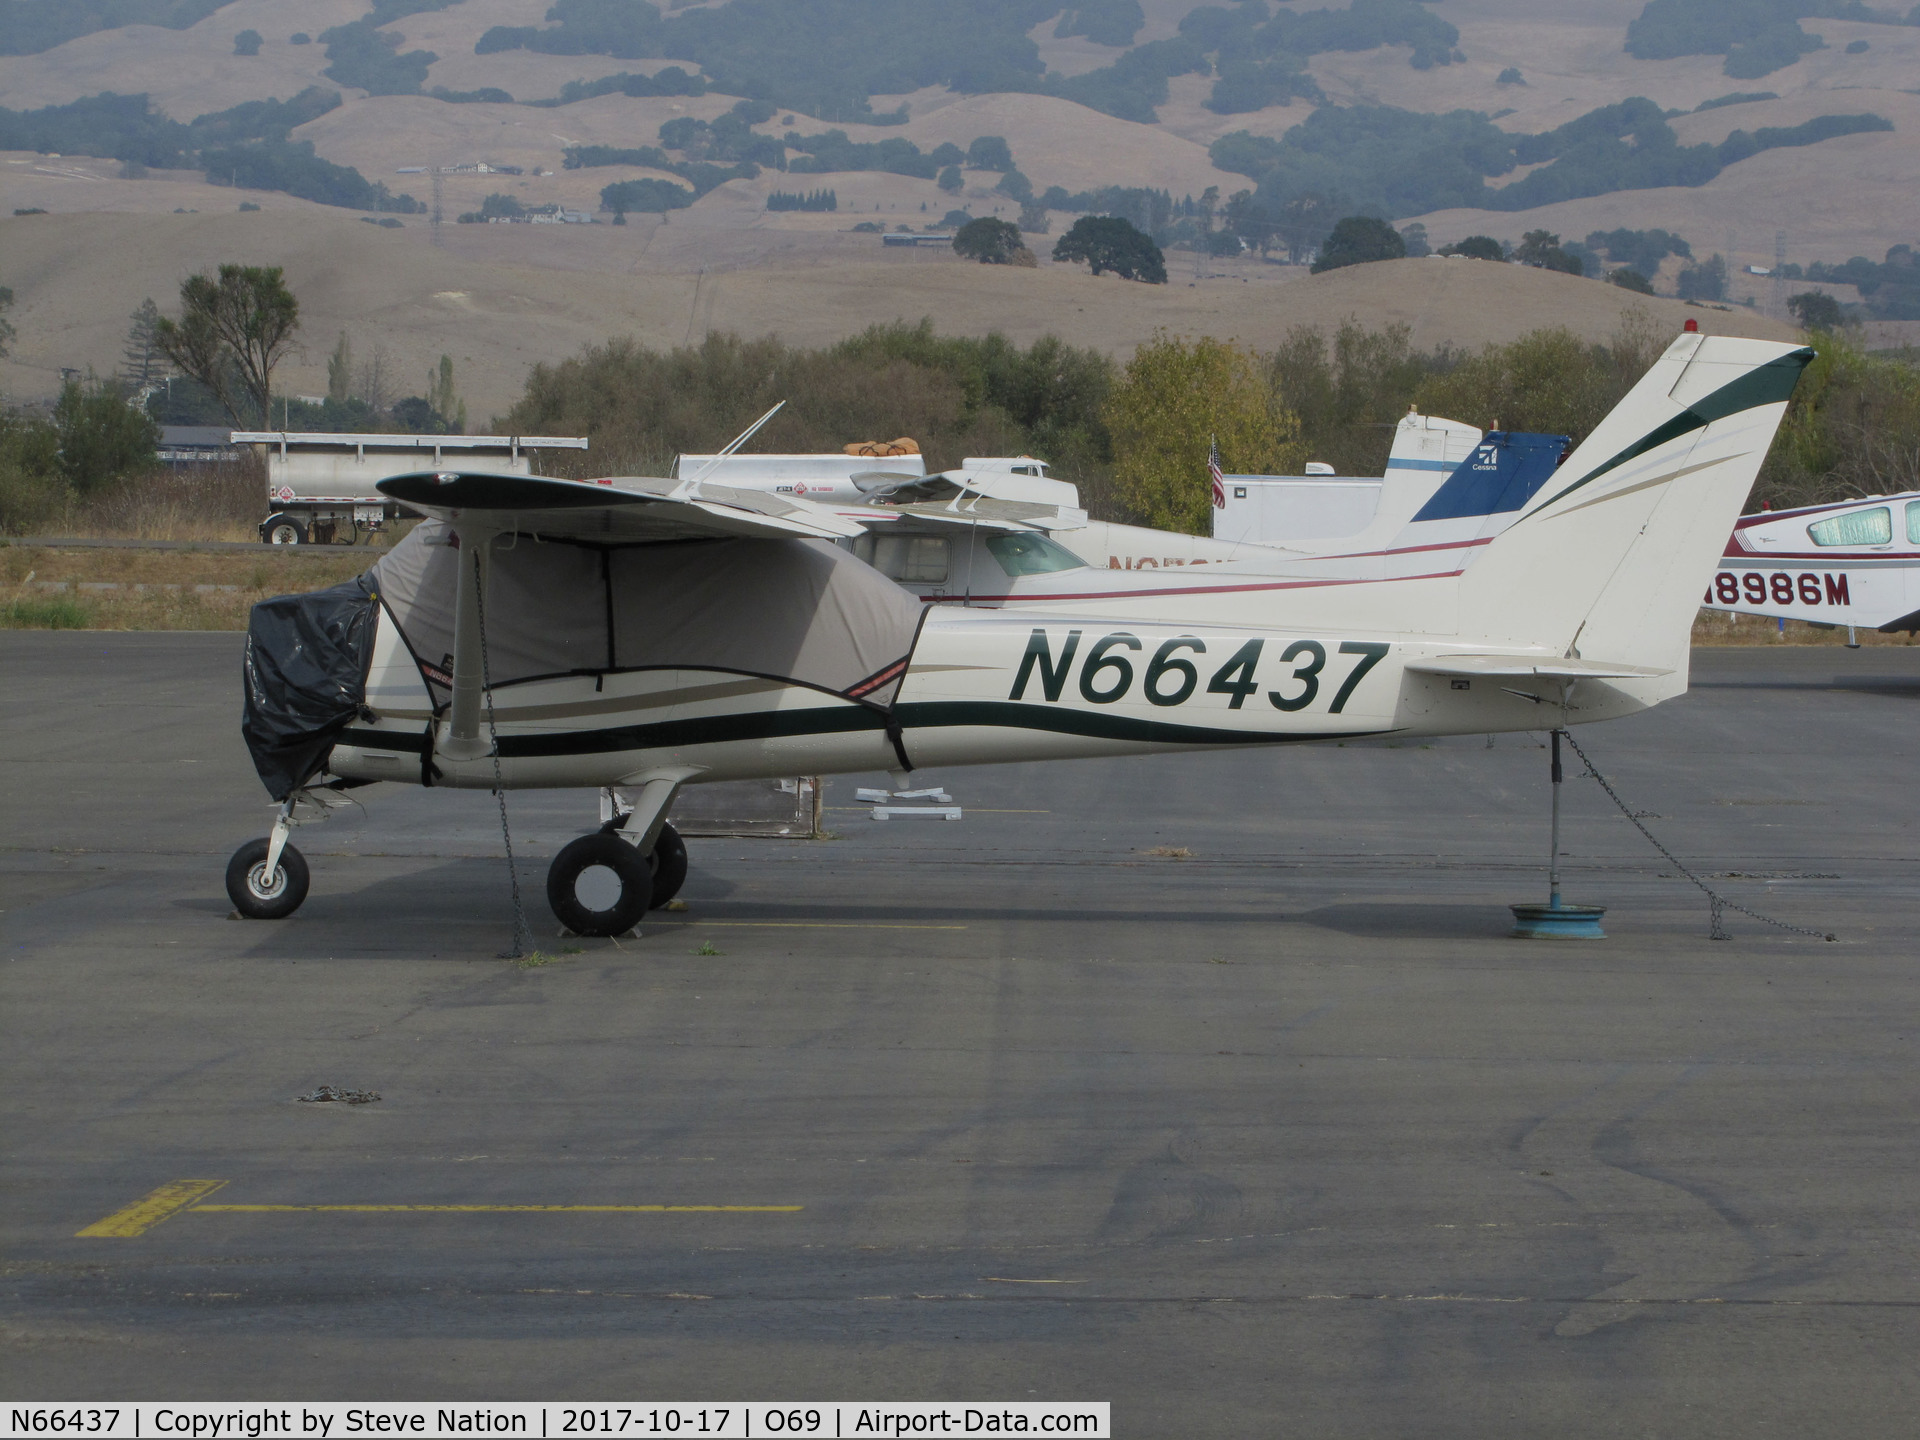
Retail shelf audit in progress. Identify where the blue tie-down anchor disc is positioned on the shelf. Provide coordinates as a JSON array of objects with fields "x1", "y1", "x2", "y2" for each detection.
[{"x1": 1510, "y1": 895, "x2": 1607, "y2": 940}]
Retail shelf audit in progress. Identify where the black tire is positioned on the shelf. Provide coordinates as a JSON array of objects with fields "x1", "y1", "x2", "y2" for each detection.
[
  {"x1": 547, "y1": 833, "x2": 653, "y2": 937},
  {"x1": 226, "y1": 837, "x2": 310, "y2": 919},
  {"x1": 263, "y1": 513, "x2": 306, "y2": 546},
  {"x1": 648, "y1": 821, "x2": 688, "y2": 908}
]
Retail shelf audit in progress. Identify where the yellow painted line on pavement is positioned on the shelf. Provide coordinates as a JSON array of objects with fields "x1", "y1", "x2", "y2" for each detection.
[
  {"x1": 192, "y1": 1204, "x2": 802, "y2": 1213},
  {"x1": 77, "y1": 1182, "x2": 800, "y2": 1235},
  {"x1": 76, "y1": 1179, "x2": 228, "y2": 1237}
]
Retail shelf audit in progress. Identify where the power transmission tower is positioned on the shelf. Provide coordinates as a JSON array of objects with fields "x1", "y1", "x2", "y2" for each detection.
[
  {"x1": 431, "y1": 169, "x2": 444, "y2": 248},
  {"x1": 1773, "y1": 230, "x2": 1787, "y2": 318}
]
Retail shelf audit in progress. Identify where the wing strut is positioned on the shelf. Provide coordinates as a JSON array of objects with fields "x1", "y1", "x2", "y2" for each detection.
[
  {"x1": 442, "y1": 527, "x2": 495, "y2": 761},
  {"x1": 683, "y1": 400, "x2": 785, "y2": 486}
]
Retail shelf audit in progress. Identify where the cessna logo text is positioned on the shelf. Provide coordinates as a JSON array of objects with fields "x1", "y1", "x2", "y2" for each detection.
[{"x1": 1009, "y1": 629, "x2": 1387, "y2": 713}]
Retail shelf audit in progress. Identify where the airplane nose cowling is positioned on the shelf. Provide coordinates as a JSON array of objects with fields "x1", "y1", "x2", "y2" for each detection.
[{"x1": 241, "y1": 576, "x2": 381, "y2": 800}]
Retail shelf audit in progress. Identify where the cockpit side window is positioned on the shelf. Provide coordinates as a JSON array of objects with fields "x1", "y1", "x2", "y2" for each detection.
[
  {"x1": 1807, "y1": 507, "x2": 1890, "y2": 546},
  {"x1": 984, "y1": 531, "x2": 1087, "y2": 576},
  {"x1": 853, "y1": 532, "x2": 950, "y2": 582}
]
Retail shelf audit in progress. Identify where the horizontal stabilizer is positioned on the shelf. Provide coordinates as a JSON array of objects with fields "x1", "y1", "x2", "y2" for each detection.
[
  {"x1": 378, "y1": 470, "x2": 867, "y2": 543},
  {"x1": 1407, "y1": 655, "x2": 1672, "y2": 680}
]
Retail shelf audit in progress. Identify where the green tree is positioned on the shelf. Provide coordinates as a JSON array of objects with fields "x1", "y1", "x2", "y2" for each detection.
[
  {"x1": 0, "y1": 408, "x2": 65, "y2": 534},
  {"x1": 54, "y1": 376, "x2": 159, "y2": 492},
  {"x1": 1275, "y1": 192, "x2": 1339, "y2": 264},
  {"x1": 1787, "y1": 290, "x2": 1846, "y2": 331},
  {"x1": 121, "y1": 298, "x2": 166, "y2": 389},
  {"x1": 430, "y1": 354, "x2": 466, "y2": 432},
  {"x1": 1608, "y1": 268, "x2": 1655, "y2": 294},
  {"x1": 1440, "y1": 234, "x2": 1506, "y2": 261},
  {"x1": 1105, "y1": 334, "x2": 1303, "y2": 533},
  {"x1": 1676, "y1": 253, "x2": 1728, "y2": 301},
  {"x1": 327, "y1": 331, "x2": 352, "y2": 404},
  {"x1": 1311, "y1": 215, "x2": 1405, "y2": 273},
  {"x1": 1412, "y1": 326, "x2": 1649, "y2": 442},
  {"x1": 936, "y1": 164, "x2": 962, "y2": 194},
  {"x1": 1756, "y1": 328, "x2": 1920, "y2": 508},
  {"x1": 1268, "y1": 320, "x2": 1437, "y2": 475},
  {"x1": 952, "y1": 217, "x2": 1031, "y2": 266},
  {"x1": 233, "y1": 28, "x2": 262, "y2": 55},
  {"x1": 1514, "y1": 229, "x2": 1584, "y2": 275},
  {"x1": 1053, "y1": 215, "x2": 1167, "y2": 283},
  {"x1": 0, "y1": 285, "x2": 16, "y2": 359},
  {"x1": 153, "y1": 264, "x2": 300, "y2": 428},
  {"x1": 1223, "y1": 189, "x2": 1277, "y2": 256},
  {"x1": 966, "y1": 136, "x2": 1013, "y2": 171}
]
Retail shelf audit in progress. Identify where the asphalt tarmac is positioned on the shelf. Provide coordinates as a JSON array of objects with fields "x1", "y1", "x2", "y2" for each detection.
[{"x1": 3, "y1": 632, "x2": 1917, "y2": 1436}]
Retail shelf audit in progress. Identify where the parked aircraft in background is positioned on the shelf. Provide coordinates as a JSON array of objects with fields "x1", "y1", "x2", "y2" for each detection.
[
  {"x1": 1700, "y1": 492, "x2": 1920, "y2": 635},
  {"x1": 229, "y1": 331, "x2": 1813, "y2": 939}
]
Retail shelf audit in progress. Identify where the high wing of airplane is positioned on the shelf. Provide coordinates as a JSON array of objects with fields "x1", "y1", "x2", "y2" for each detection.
[{"x1": 229, "y1": 331, "x2": 1814, "y2": 938}]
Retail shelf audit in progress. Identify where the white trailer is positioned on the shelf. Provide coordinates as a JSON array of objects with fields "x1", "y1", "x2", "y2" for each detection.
[{"x1": 233, "y1": 432, "x2": 590, "y2": 545}]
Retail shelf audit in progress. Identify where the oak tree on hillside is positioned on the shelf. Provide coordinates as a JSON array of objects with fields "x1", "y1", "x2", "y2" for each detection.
[
  {"x1": 1515, "y1": 229, "x2": 1585, "y2": 275},
  {"x1": 953, "y1": 216, "x2": 1033, "y2": 266},
  {"x1": 1788, "y1": 291, "x2": 1847, "y2": 331},
  {"x1": 1439, "y1": 234, "x2": 1506, "y2": 261},
  {"x1": 1311, "y1": 215, "x2": 1405, "y2": 273},
  {"x1": 1053, "y1": 215, "x2": 1166, "y2": 283}
]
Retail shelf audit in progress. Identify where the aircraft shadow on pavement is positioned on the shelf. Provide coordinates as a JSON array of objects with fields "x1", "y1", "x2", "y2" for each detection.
[
  {"x1": 1287, "y1": 901, "x2": 1515, "y2": 940},
  {"x1": 210, "y1": 861, "x2": 1523, "y2": 957}
]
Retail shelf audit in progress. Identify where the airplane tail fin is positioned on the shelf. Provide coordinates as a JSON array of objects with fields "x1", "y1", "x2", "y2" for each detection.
[{"x1": 1455, "y1": 332, "x2": 1813, "y2": 684}]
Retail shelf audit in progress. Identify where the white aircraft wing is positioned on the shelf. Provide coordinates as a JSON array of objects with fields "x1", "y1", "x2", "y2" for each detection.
[
  {"x1": 846, "y1": 497, "x2": 1087, "y2": 533},
  {"x1": 378, "y1": 470, "x2": 868, "y2": 542}
]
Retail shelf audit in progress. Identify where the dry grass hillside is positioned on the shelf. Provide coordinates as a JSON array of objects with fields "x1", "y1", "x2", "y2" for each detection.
[
  {"x1": 1410, "y1": 90, "x2": 1920, "y2": 278},
  {"x1": 0, "y1": 209, "x2": 1796, "y2": 420},
  {"x1": 0, "y1": 0, "x2": 1902, "y2": 417}
]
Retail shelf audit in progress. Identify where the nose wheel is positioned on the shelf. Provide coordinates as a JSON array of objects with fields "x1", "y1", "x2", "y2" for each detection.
[{"x1": 226, "y1": 835, "x2": 310, "y2": 919}]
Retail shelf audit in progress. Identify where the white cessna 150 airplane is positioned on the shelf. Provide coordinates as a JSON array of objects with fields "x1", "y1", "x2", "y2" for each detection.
[{"x1": 230, "y1": 331, "x2": 1812, "y2": 936}]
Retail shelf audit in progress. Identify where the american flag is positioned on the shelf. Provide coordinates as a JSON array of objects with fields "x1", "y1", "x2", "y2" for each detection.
[{"x1": 1208, "y1": 436, "x2": 1226, "y2": 509}]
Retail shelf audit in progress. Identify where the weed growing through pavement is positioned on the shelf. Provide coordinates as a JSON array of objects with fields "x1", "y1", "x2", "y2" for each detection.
[
  {"x1": 694, "y1": 940, "x2": 724, "y2": 956},
  {"x1": 514, "y1": 947, "x2": 582, "y2": 969}
]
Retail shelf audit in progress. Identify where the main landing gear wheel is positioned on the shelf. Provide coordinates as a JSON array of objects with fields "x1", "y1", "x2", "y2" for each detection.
[
  {"x1": 226, "y1": 837, "x2": 310, "y2": 919},
  {"x1": 548, "y1": 833, "x2": 653, "y2": 938}
]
